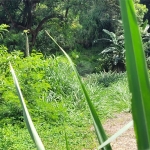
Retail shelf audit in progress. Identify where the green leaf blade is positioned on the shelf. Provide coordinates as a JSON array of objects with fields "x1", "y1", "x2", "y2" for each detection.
[
  {"x1": 9, "y1": 62, "x2": 45, "y2": 150},
  {"x1": 119, "y1": 0, "x2": 150, "y2": 149},
  {"x1": 45, "y1": 31, "x2": 112, "y2": 150},
  {"x1": 98, "y1": 120, "x2": 133, "y2": 150}
]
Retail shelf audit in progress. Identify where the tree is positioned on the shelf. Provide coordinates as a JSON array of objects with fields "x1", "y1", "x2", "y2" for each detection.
[
  {"x1": 75, "y1": 0, "x2": 121, "y2": 48},
  {"x1": 0, "y1": 0, "x2": 148, "y2": 55},
  {"x1": 0, "y1": 0, "x2": 95, "y2": 54},
  {"x1": 0, "y1": 0, "x2": 64, "y2": 49}
]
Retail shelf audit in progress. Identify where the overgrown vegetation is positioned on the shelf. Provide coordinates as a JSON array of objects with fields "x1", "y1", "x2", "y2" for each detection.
[
  {"x1": 1, "y1": 0, "x2": 150, "y2": 149},
  {"x1": 0, "y1": 49, "x2": 130, "y2": 149}
]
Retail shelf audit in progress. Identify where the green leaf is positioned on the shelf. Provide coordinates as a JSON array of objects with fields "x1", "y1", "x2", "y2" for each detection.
[
  {"x1": 98, "y1": 120, "x2": 133, "y2": 150},
  {"x1": 64, "y1": 130, "x2": 70, "y2": 150},
  {"x1": 45, "y1": 30, "x2": 112, "y2": 150},
  {"x1": 101, "y1": 47, "x2": 116, "y2": 53},
  {"x1": 119, "y1": 0, "x2": 150, "y2": 149},
  {"x1": 103, "y1": 29, "x2": 117, "y2": 45},
  {"x1": 9, "y1": 62, "x2": 45, "y2": 150}
]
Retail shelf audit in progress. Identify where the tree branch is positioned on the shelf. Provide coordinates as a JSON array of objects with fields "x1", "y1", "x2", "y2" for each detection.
[{"x1": 30, "y1": 13, "x2": 64, "y2": 46}]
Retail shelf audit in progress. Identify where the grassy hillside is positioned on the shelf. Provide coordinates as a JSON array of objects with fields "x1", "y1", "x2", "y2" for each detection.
[{"x1": 0, "y1": 49, "x2": 131, "y2": 149}]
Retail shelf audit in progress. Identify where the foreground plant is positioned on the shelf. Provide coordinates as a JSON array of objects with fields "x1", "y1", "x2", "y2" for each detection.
[
  {"x1": 99, "y1": 0, "x2": 150, "y2": 149},
  {"x1": 45, "y1": 31, "x2": 112, "y2": 150},
  {"x1": 10, "y1": 63, "x2": 45, "y2": 150},
  {"x1": 9, "y1": 0, "x2": 150, "y2": 149},
  {"x1": 119, "y1": 0, "x2": 150, "y2": 149}
]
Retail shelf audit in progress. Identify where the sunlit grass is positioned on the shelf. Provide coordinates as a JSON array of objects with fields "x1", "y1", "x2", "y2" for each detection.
[{"x1": 1, "y1": 72, "x2": 130, "y2": 149}]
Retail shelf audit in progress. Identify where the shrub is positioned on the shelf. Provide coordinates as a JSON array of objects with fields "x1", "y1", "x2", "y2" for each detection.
[{"x1": 0, "y1": 49, "x2": 82, "y2": 126}]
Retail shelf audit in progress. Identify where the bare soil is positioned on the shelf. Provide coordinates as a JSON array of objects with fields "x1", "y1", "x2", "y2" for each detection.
[{"x1": 103, "y1": 112, "x2": 137, "y2": 150}]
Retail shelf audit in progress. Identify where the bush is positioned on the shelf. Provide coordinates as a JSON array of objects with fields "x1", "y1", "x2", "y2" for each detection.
[{"x1": 0, "y1": 49, "x2": 82, "y2": 126}]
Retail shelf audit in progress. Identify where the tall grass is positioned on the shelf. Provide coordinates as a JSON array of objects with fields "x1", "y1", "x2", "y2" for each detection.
[
  {"x1": 119, "y1": 0, "x2": 150, "y2": 149},
  {"x1": 10, "y1": 63, "x2": 45, "y2": 150},
  {"x1": 45, "y1": 31, "x2": 112, "y2": 150},
  {"x1": 9, "y1": 0, "x2": 150, "y2": 149}
]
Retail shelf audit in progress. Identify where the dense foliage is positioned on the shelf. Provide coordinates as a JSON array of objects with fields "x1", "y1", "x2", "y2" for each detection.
[
  {"x1": 0, "y1": 50, "x2": 130, "y2": 149},
  {"x1": 0, "y1": 40, "x2": 132, "y2": 149},
  {"x1": 0, "y1": 0, "x2": 124, "y2": 54},
  {"x1": 95, "y1": 0, "x2": 149, "y2": 72},
  {"x1": 0, "y1": 48, "x2": 84, "y2": 126},
  {"x1": 0, "y1": 0, "x2": 150, "y2": 149},
  {"x1": 0, "y1": 0, "x2": 149, "y2": 72}
]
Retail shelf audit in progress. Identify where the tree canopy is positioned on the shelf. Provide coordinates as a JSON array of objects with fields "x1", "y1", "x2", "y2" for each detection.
[{"x1": 0, "y1": 0, "x2": 149, "y2": 55}]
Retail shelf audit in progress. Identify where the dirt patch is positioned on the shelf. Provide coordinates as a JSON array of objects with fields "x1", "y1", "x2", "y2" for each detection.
[{"x1": 103, "y1": 112, "x2": 137, "y2": 150}]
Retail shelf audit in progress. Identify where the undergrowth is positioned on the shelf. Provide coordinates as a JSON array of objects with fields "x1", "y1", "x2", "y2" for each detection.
[{"x1": 0, "y1": 47, "x2": 131, "y2": 150}]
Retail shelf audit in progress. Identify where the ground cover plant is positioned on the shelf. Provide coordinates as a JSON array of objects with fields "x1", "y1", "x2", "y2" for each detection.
[
  {"x1": 1, "y1": 63, "x2": 130, "y2": 149},
  {"x1": 1, "y1": 0, "x2": 150, "y2": 149},
  {"x1": 0, "y1": 40, "x2": 130, "y2": 149}
]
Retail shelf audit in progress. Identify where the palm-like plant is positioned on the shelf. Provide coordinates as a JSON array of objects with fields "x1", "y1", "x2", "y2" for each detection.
[
  {"x1": 100, "y1": 29, "x2": 125, "y2": 72},
  {"x1": 98, "y1": 19, "x2": 150, "y2": 72},
  {"x1": 94, "y1": 28, "x2": 125, "y2": 72}
]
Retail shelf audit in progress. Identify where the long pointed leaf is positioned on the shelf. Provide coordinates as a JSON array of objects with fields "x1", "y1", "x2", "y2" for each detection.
[
  {"x1": 98, "y1": 120, "x2": 133, "y2": 150},
  {"x1": 119, "y1": 0, "x2": 150, "y2": 149},
  {"x1": 10, "y1": 62, "x2": 45, "y2": 150},
  {"x1": 45, "y1": 30, "x2": 112, "y2": 150},
  {"x1": 64, "y1": 130, "x2": 70, "y2": 150}
]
